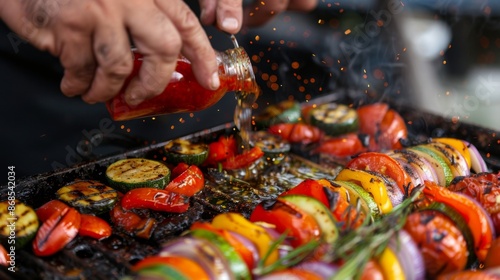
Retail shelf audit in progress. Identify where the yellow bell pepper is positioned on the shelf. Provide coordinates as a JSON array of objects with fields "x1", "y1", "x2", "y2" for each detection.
[
  {"x1": 377, "y1": 247, "x2": 406, "y2": 280},
  {"x1": 211, "y1": 212, "x2": 279, "y2": 266},
  {"x1": 335, "y1": 168, "x2": 393, "y2": 214},
  {"x1": 433, "y1": 137, "x2": 471, "y2": 170}
]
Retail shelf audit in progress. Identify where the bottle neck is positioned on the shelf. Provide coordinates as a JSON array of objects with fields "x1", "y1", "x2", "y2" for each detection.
[{"x1": 218, "y1": 47, "x2": 259, "y2": 97}]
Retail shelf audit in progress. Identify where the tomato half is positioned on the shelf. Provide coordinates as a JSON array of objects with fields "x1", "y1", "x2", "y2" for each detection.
[
  {"x1": 171, "y1": 162, "x2": 190, "y2": 179},
  {"x1": 222, "y1": 146, "x2": 264, "y2": 170},
  {"x1": 378, "y1": 109, "x2": 407, "y2": 150},
  {"x1": 121, "y1": 188, "x2": 190, "y2": 213},
  {"x1": 423, "y1": 181, "x2": 494, "y2": 262},
  {"x1": 165, "y1": 164, "x2": 205, "y2": 196},
  {"x1": 268, "y1": 123, "x2": 323, "y2": 144},
  {"x1": 281, "y1": 179, "x2": 331, "y2": 209},
  {"x1": 36, "y1": 199, "x2": 70, "y2": 222},
  {"x1": 33, "y1": 207, "x2": 81, "y2": 256},
  {"x1": 314, "y1": 133, "x2": 367, "y2": 158},
  {"x1": 346, "y1": 152, "x2": 413, "y2": 194},
  {"x1": 133, "y1": 256, "x2": 210, "y2": 280},
  {"x1": 404, "y1": 209, "x2": 468, "y2": 278},
  {"x1": 249, "y1": 199, "x2": 321, "y2": 248},
  {"x1": 357, "y1": 103, "x2": 389, "y2": 136},
  {"x1": 205, "y1": 135, "x2": 237, "y2": 165},
  {"x1": 79, "y1": 214, "x2": 112, "y2": 240},
  {"x1": 109, "y1": 203, "x2": 156, "y2": 239}
]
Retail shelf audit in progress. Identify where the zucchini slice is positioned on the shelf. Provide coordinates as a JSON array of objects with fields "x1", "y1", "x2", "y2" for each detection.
[
  {"x1": 106, "y1": 158, "x2": 171, "y2": 193},
  {"x1": 332, "y1": 180, "x2": 381, "y2": 221},
  {"x1": 309, "y1": 103, "x2": 359, "y2": 136},
  {"x1": 0, "y1": 200, "x2": 39, "y2": 248},
  {"x1": 56, "y1": 180, "x2": 119, "y2": 214},
  {"x1": 250, "y1": 131, "x2": 291, "y2": 164},
  {"x1": 280, "y1": 194, "x2": 339, "y2": 243},
  {"x1": 254, "y1": 100, "x2": 301, "y2": 129},
  {"x1": 164, "y1": 138, "x2": 209, "y2": 166}
]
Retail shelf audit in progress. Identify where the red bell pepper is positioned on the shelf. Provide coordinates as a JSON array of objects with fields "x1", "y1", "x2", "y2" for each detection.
[
  {"x1": 222, "y1": 146, "x2": 264, "y2": 170},
  {"x1": 121, "y1": 188, "x2": 190, "y2": 213},
  {"x1": 165, "y1": 164, "x2": 205, "y2": 196},
  {"x1": 79, "y1": 214, "x2": 112, "y2": 240}
]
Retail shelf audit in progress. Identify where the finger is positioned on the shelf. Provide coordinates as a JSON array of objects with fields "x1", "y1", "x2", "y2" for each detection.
[
  {"x1": 215, "y1": 0, "x2": 243, "y2": 34},
  {"x1": 288, "y1": 0, "x2": 318, "y2": 12},
  {"x1": 155, "y1": 0, "x2": 219, "y2": 91},
  {"x1": 81, "y1": 17, "x2": 134, "y2": 104},
  {"x1": 243, "y1": 0, "x2": 290, "y2": 27},
  {"x1": 198, "y1": 0, "x2": 217, "y2": 26},
  {"x1": 123, "y1": 2, "x2": 182, "y2": 106},
  {"x1": 58, "y1": 34, "x2": 96, "y2": 98}
]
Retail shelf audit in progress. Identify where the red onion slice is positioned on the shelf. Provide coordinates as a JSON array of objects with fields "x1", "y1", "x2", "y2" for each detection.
[
  {"x1": 295, "y1": 261, "x2": 338, "y2": 279},
  {"x1": 227, "y1": 230, "x2": 260, "y2": 270},
  {"x1": 159, "y1": 237, "x2": 233, "y2": 280},
  {"x1": 463, "y1": 141, "x2": 489, "y2": 173},
  {"x1": 389, "y1": 229, "x2": 425, "y2": 280}
]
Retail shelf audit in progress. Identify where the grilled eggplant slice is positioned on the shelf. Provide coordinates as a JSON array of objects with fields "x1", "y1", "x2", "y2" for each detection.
[
  {"x1": 0, "y1": 200, "x2": 39, "y2": 248},
  {"x1": 164, "y1": 138, "x2": 209, "y2": 166},
  {"x1": 56, "y1": 180, "x2": 119, "y2": 214},
  {"x1": 106, "y1": 158, "x2": 171, "y2": 192}
]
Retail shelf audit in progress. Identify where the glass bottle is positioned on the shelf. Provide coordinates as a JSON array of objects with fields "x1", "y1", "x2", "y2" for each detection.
[{"x1": 106, "y1": 46, "x2": 259, "y2": 121}]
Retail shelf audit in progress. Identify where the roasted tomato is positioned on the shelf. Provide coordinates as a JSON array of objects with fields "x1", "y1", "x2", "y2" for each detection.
[
  {"x1": 78, "y1": 214, "x2": 112, "y2": 240},
  {"x1": 423, "y1": 181, "x2": 494, "y2": 262},
  {"x1": 109, "y1": 203, "x2": 156, "y2": 239},
  {"x1": 121, "y1": 188, "x2": 190, "y2": 213},
  {"x1": 32, "y1": 207, "x2": 81, "y2": 256},
  {"x1": 314, "y1": 133, "x2": 367, "y2": 158},
  {"x1": 250, "y1": 199, "x2": 321, "y2": 248},
  {"x1": 165, "y1": 164, "x2": 205, "y2": 196},
  {"x1": 404, "y1": 209, "x2": 468, "y2": 278},
  {"x1": 268, "y1": 123, "x2": 323, "y2": 144},
  {"x1": 346, "y1": 152, "x2": 413, "y2": 194},
  {"x1": 360, "y1": 259, "x2": 385, "y2": 280},
  {"x1": 36, "y1": 199, "x2": 70, "y2": 222},
  {"x1": 448, "y1": 172, "x2": 500, "y2": 234},
  {"x1": 205, "y1": 135, "x2": 238, "y2": 165},
  {"x1": 357, "y1": 103, "x2": 389, "y2": 137},
  {"x1": 484, "y1": 237, "x2": 500, "y2": 268}
]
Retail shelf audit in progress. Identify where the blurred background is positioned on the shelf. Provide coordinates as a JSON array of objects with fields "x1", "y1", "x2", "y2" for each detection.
[{"x1": 1, "y1": 0, "x2": 499, "y2": 179}]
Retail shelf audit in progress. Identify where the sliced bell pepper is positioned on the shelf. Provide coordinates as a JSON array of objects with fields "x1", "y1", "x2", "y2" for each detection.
[
  {"x1": 121, "y1": 188, "x2": 190, "y2": 213},
  {"x1": 79, "y1": 214, "x2": 112, "y2": 240},
  {"x1": 335, "y1": 168, "x2": 393, "y2": 214},
  {"x1": 222, "y1": 146, "x2": 264, "y2": 170},
  {"x1": 165, "y1": 164, "x2": 204, "y2": 196}
]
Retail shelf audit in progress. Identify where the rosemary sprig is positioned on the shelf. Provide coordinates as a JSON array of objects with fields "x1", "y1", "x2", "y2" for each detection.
[{"x1": 324, "y1": 185, "x2": 423, "y2": 280}]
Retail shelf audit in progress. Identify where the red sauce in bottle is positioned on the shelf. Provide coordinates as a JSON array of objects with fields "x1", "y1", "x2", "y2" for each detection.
[{"x1": 106, "y1": 48, "x2": 258, "y2": 121}]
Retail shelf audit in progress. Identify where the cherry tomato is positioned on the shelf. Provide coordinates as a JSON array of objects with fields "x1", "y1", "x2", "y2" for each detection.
[
  {"x1": 378, "y1": 109, "x2": 407, "y2": 150},
  {"x1": 357, "y1": 103, "x2": 389, "y2": 136},
  {"x1": 281, "y1": 179, "x2": 331, "y2": 209},
  {"x1": 423, "y1": 181, "x2": 494, "y2": 262},
  {"x1": 0, "y1": 244, "x2": 8, "y2": 267},
  {"x1": 36, "y1": 199, "x2": 70, "y2": 222},
  {"x1": 249, "y1": 198, "x2": 321, "y2": 248},
  {"x1": 165, "y1": 164, "x2": 205, "y2": 196},
  {"x1": 268, "y1": 123, "x2": 323, "y2": 144},
  {"x1": 404, "y1": 209, "x2": 468, "y2": 278},
  {"x1": 448, "y1": 172, "x2": 500, "y2": 234},
  {"x1": 109, "y1": 203, "x2": 156, "y2": 239},
  {"x1": 133, "y1": 256, "x2": 210, "y2": 279},
  {"x1": 360, "y1": 259, "x2": 385, "y2": 280},
  {"x1": 484, "y1": 237, "x2": 500, "y2": 268},
  {"x1": 314, "y1": 133, "x2": 367, "y2": 158},
  {"x1": 121, "y1": 188, "x2": 190, "y2": 213},
  {"x1": 346, "y1": 152, "x2": 413, "y2": 194},
  {"x1": 222, "y1": 146, "x2": 264, "y2": 170},
  {"x1": 78, "y1": 214, "x2": 112, "y2": 240},
  {"x1": 205, "y1": 135, "x2": 237, "y2": 165},
  {"x1": 190, "y1": 221, "x2": 257, "y2": 270},
  {"x1": 33, "y1": 207, "x2": 81, "y2": 256}
]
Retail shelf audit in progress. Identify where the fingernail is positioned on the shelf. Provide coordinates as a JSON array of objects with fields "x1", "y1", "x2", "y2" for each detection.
[
  {"x1": 222, "y1": 17, "x2": 239, "y2": 32},
  {"x1": 210, "y1": 72, "x2": 220, "y2": 90}
]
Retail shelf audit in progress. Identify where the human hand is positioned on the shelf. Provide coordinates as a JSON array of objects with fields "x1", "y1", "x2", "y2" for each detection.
[
  {"x1": 243, "y1": 0, "x2": 318, "y2": 27},
  {"x1": 0, "y1": 0, "x2": 242, "y2": 106}
]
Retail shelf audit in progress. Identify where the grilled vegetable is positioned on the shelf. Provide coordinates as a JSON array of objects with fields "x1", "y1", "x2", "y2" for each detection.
[
  {"x1": 0, "y1": 244, "x2": 8, "y2": 267},
  {"x1": 133, "y1": 256, "x2": 210, "y2": 280},
  {"x1": 106, "y1": 158, "x2": 171, "y2": 192},
  {"x1": 280, "y1": 194, "x2": 339, "y2": 243},
  {"x1": 110, "y1": 203, "x2": 156, "y2": 239},
  {"x1": 56, "y1": 180, "x2": 118, "y2": 214},
  {"x1": 254, "y1": 100, "x2": 301, "y2": 129},
  {"x1": 164, "y1": 138, "x2": 209, "y2": 166},
  {"x1": 250, "y1": 131, "x2": 290, "y2": 165},
  {"x1": 309, "y1": 103, "x2": 359, "y2": 136},
  {"x1": 0, "y1": 201, "x2": 39, "y2": 248},
  {"x1": 121, "y1": 188, "x2": 190, "y2": 213},
  {"x1": 79, "y1": 214, "x2": 112, "y2": 240},
  {"x1": 36, "y1": 200, "x2": 70, "y2": 222},
  {"x1": 32, "y1": 207, "x2": 81, "y2": 256},
  {"x1": 331, "y1": 180, "x2": 380, "y2": 222},
  {"x1": 410, "y1": 146, "x2": 454, "y2": 186},
  {"x1": 164, "y1": 164, "x2": 205, "y2": 196},
  {"x1": 268, "y1": 123, "x2": 323, "y2": 144}
]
